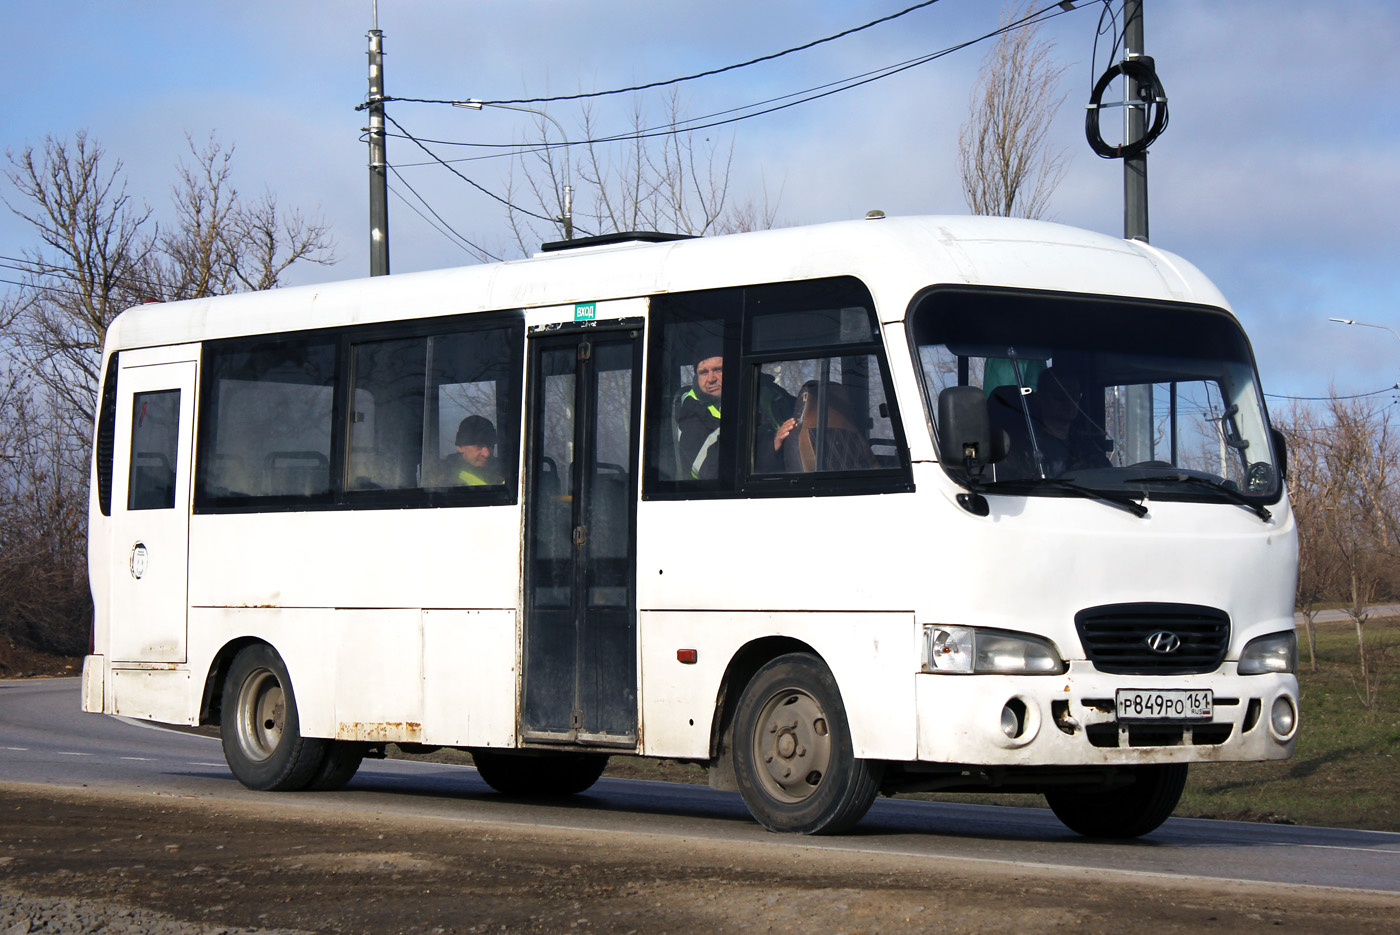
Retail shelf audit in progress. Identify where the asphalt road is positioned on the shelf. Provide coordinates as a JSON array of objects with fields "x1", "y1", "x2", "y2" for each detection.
[{"x1": 3, "y1": 677, "x2": 1398, "y2": 897}]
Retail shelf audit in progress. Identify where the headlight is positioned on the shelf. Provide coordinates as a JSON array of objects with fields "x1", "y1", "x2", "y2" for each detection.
[
  {"x1": 1238, "y1": 631, "x2": 1297, "y2": 675},
  {"x1": 922, "y1": 626, "x2": 1065, "y2": 675}
]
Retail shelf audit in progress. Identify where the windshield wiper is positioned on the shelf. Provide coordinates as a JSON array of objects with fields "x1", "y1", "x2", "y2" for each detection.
[
  {"x1": 985, "y1": 477, "x2": 1149, "y2": 518},
  {"x1": 1135, "y1": 472, "x2": 1272, "y2": 521}
]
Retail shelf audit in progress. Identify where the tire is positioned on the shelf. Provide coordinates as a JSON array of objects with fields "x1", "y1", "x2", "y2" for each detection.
[
  {"x1": 305, "y1": 741, "x2": 366, "y2": 791},
  {"x1": 1045, "y1": 763, "x2": 1189, "y2": 838},
  {"x1": 220, "y1": 644, "x2": 329, "y2": 791},
  {"x1": 731, "y1": 653, "x2": 883, "y2": 835},
  {"x1": 472, "y1": 749, "x2": 609, "y2": 797}
]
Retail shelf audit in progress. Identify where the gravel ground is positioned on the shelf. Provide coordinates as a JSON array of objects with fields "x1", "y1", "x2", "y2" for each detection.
[
  {"x1": 0, "y1": 892, "x2": 312, "y2": 935},
  {"x1": 6, "y1": 784, "x2": 1400, "y2": 935}
]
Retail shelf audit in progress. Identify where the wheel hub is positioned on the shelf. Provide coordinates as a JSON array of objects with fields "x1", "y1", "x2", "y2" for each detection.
[
  {"x1": 754, "y1": 690, "x2": 833, "y2": 803},
  {"x1": 236, "y1": 668, "x2": 285, "y2": 763}
]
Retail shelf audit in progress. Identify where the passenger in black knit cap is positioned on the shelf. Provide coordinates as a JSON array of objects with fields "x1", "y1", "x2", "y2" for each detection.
[{"x1": 443, "y1": 415, "x2": 503, "y2": 486}]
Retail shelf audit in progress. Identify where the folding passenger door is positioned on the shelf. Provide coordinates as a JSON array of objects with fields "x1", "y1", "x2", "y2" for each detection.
[
  {"x1": 108, "y1": 346, "x2": 198, "y2": 663},
  {"x1": 521, "y1": 319, "x2": 643, "y2": 746}
]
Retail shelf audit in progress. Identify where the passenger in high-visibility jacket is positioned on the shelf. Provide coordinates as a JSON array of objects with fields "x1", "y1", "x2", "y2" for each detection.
[
  {"x1": 676, "y1": 342, "x2": 796, "y2": 480},
  {"x1": 444, "y1": 414, "x2": 504, "y2": 486}
]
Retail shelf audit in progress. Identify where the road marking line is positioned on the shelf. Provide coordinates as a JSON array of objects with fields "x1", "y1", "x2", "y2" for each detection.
[
  {"x1": 2, "y1": 747, "x2": 28, "y2": 752},
  {"x1": 55, "y1": 752, "x2": 92, "y2": 756},
  {"x1": 1291, "y1": 843, "x2": 1400, "y2": 856},
  {"x1": 120, "y1": 756, "x2": 154, "y2": 761}
]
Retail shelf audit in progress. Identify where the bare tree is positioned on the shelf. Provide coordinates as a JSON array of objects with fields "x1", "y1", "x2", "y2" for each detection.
[
  {"x1": 0, "y1": 366, "x2": 89, "y2": 661},
  {"x1": 1, "y1": 130, "x2": 337, "y2": 658},
  {"x1": 153, "y1": 134, "x2": 338, "y2": 300},
  {"x1": 1279, "y1": 391, "x2": 1400, "y2": 703},
  {"x1": 3, "y1": 132, "x2": 336, "y2": 438},
  {"x1": 504, "y1": 90, "x2": 767, "y2": 253},
  {"x1": 957, "y1": 1, "x2": 1068, "y2": 219},
  {"x1": 1, "y1": 133, "x2": 156, "y2": 440},
  {"x1": 1279, "y1": 402, "x2": 1336, "y2": 670},
  {"x1": 1317, "y1": 393, "x2": 1400, "y2": 708}
]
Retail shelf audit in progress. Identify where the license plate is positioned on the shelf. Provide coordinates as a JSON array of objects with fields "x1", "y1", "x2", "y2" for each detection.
[{"x1": 1115, "y1": 689, "x2": 1213, "y2": 722}]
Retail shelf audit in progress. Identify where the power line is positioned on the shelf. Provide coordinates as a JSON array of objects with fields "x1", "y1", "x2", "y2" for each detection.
[
  {"x1": 1266, "y1": 386, "x2": 1400, "y2": 402},
  {"x1": 386, "y1": 165, "x2": 505, "y2": 262},
  {"x1": 0, "y1": 255, "x2": 167, "y2": 300},
  {"x1": 384, "y1": 3, "x2": 1078, "y2": 172},
  {"x1": 387, "y1": 182, "x2": 491, "y2": 262},
  {"x1": 368, "y1": 0, "x2": 950, "y2": 111},
  {"x1": 0, "y1": 277, "x2": 92, "y2": 300},
  {"x1": 383, "y1": 112, "x2": 564, "y2": 229}
]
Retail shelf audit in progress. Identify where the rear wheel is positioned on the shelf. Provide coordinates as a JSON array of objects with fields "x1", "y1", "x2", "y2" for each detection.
[
  {"x1": 220, "y1": 644, "x2": 328, "y2": 791},
  {"x1": 1045, "y1": 763, "x2": 1189, "y2": 838},
  {"x1": 305, "y1": 741, "x2": 366, "y2": 791},
  {"x1": 471, "y1": 750, "x2": 609, "y2": 797},
  {"x1": 731, "y1": 653, "x2": 882, "y2": 835}
]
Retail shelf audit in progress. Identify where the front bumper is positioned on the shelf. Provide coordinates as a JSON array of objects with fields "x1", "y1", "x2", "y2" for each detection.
[{"x1": 915, "y1": 663, "x2": 1298, "y2": 766}]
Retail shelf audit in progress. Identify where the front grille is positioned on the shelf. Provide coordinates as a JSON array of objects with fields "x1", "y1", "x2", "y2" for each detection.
[{"x1": 1074, "y1": 603, "x2": 1230, "y2": 675}]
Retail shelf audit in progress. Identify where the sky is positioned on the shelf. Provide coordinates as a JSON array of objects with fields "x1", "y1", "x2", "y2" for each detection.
[{"x1": 4, "y1": 0, "x2": 1398, "y2": 405}]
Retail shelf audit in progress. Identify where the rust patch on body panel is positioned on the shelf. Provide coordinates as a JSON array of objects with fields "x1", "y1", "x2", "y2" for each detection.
[{"x1": 336, "y1": 721, "x2": 423, "y2": 743}]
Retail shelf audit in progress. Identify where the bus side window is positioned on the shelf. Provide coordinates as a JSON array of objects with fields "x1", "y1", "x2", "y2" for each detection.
[
  {"x1": 195, "y1": 337, "x2": 336, "y2": 506},
  {"x1": 346, "y1": 327, "x2": 517, "y2": 493},
  {"x1": 646, "y1": 288, "x2": 741, "y2": 490},
  {"x1": 429, "y1": 328, "x2": 516, "y2": 491},
  {"x1": 754, "y1": 356, "x2": 892, "y2": 474}
]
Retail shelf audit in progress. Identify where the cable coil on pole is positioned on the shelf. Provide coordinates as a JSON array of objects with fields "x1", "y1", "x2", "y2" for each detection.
[{"x1": 1085, "y1": 55, "x2": 1168, "y2": 159}]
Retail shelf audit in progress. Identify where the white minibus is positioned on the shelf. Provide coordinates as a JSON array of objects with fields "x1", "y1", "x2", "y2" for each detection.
[{"x1": 82, "y1": 215, "x2": 1299, "y2": 837}]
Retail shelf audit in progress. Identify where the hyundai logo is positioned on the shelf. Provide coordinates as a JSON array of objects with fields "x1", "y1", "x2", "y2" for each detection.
[{"x1": 1147, "y1": 631, "x2": 1182, "y2": 654}]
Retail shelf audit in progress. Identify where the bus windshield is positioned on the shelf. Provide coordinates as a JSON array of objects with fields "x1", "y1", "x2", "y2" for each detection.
[{"x1": 911, "y1": 287, "x2": 1281, "y2": 504}]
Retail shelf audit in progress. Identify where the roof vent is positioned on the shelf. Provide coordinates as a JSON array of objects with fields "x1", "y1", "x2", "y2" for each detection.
[
  {"x1": 539, "y1": 230, "x2": 696, "y2": 253},
  {"x1": 865, "y1": 210, "x2": 886, "y2": 220}
]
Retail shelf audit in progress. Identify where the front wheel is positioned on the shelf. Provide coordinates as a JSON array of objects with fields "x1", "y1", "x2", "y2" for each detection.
[
  {"x1": 471, "y1": 750, "x2": 609, "y2": 797},
  {"x1": 1045, "y1": 763, "x2": 1189, "y2": 838},
  {"x1": 732, "y1": 653, "x2": 882, "y2": 835},
  {"x1": 220, "y1": 644, "x2": 328, "y2": 791}
]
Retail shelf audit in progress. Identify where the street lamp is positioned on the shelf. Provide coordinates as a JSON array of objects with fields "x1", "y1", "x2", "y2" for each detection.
[
  {"x1": 1328, "y1": 317, "x2": 1400, "y2": 344},
  {"x1": 1329, "y1": 318, "x2": 1400, "y2": 392},
  {"x1": 455, "y1": 99, "x2": 572, "y2": 240}
]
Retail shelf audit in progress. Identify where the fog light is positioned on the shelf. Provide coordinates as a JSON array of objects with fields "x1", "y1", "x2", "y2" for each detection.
[
  {"x1": 1270, "y1": 696, "x2": 1297, "y2": 738},
  {"x1": 1000, "y1": 699, "x2": 1027, "y2": 739}
]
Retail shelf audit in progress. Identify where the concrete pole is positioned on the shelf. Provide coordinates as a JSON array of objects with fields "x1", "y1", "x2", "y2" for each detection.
[
  {"x1": 1123, "y1": 0, "x2": 1148, "y2": 243},
  {"x1": 367, "y1": 25, "x2": 390, "y2": 276},
  {"x1": 1121, "y1": 0, "x2": 1153, "y2": 462}
]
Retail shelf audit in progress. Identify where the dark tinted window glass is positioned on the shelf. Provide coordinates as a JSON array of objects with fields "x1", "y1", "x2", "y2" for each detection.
[
  {"x1": 645, "y1": 276, "x2": 910, "y2": 498},
  {"x1": 754, "y1": 354, "x2": 896, "y2": 474},
  {"x1": 96, "y1": 354, "x2": 119, "y2": 516},
  {"x1": 648, "y1": 290, "x2": 741, "y2": 488},
  {"x1": 196, "y1": 337, "x2": 336, "y2": 504},
  {"x1": 348, "y1": 327, "x2": 516, "y2": 492},
  {"x1": 127, "y1": 389, "x2": 180, "y2": 510}
]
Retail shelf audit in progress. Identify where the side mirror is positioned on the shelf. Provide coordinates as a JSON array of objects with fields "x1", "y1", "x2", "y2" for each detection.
[
  {"x1": 938, "y1": 386, "x2": 1004, "y2": 470},
  {"x1": 1270, "y1": 427, "x2": 1288, "y2": 480}
]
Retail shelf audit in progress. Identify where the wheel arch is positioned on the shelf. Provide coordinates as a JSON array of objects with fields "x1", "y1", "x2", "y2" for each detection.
[
  {"x1": 198, "y1": 637, "x2": 272, "y2": 727},
  {"x1": 709, "y1": 636, "x2": 820, "y2": 763}
]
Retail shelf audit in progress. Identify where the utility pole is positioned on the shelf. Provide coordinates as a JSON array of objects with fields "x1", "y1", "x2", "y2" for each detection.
[
  {"x1": 366, "y1": 3, "x2": 390, "y2": 276},
  {"x1": 1123, "y1": 0, "x2": 1148, "y2": 243},
  {"x1": 1119, "y1": 0, "x2": 1152, "y2": 463}
]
